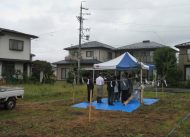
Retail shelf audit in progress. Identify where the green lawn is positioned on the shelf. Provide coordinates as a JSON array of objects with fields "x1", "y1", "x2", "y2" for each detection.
[{"x1": 0, "y1": 81, "x2": 190, "y2": 137}]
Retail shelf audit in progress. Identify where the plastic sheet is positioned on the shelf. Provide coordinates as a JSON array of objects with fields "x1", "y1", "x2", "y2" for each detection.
[{"x1": 72, "y1": 98, "x2": 159, "y2": 113}]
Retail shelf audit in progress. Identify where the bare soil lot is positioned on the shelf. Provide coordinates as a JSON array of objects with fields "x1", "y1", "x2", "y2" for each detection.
[{"x1": 0, "y1": 83, "x2": 190, "y2": 137}]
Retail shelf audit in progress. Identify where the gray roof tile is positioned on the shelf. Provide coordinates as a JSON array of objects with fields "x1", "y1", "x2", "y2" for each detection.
[
  {"x1": 53, "y1": 59, "x2": 101, "y2": 65},
  {"x1": 0, "y1": 27, "x2": 38, "y2": 38},
  {"x1": 64, "y1": 41, "x2": 115, "y2": 50},
  {"x1": 175, "y1": 42, "x2": 190, "y2": 48},
  {"x1": 117, "y1": 40, "x2": 167, "y2": 50}
]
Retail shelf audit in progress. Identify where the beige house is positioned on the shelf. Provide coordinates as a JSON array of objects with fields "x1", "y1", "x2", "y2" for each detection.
[
  {"x1": 175, "y1": 42, "x2": 190, "y2": 80},
  {"x1": 54, "y1": 41, "x2": 115, "y2": 80},
  {"x1": 0, "y1": 28, "x2": 38, "y2": 79},
  {"x1": 54, "y1": 40, "x2": 172, "y2": 80}
]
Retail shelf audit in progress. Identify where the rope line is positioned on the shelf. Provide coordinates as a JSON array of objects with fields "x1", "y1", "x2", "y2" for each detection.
[{"x1": 166, "y1": 112, "x2": 190, "y2": 137}]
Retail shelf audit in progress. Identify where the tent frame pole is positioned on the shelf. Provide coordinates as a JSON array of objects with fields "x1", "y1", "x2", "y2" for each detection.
[
  {"x1": 93, "y1": 69, "x2": 95, "y2": 83},
  {"x1": 140, "y1": 68, "x2": 144, "y2": 104}
]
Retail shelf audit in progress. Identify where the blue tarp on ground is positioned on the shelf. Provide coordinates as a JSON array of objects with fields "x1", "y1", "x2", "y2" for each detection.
[{"x1": 72, "y1": 98, "x2": 159, "y2": 113}]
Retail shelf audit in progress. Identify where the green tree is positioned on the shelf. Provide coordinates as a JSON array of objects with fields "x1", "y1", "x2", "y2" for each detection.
[
  {"x1": 31, "y1": 60, "x2": 55, "y2": 83},
  {"x1": 153, "y1": 47, "x2": 178, "y2": 81}
]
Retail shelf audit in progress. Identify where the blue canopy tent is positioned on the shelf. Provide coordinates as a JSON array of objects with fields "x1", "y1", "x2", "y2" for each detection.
[
  {"x1": 93, "y1": 52, "x2": 149, "y2": 70},
  {"x1": 93, "y1": 52, "x2": 151, "y2": 104}
]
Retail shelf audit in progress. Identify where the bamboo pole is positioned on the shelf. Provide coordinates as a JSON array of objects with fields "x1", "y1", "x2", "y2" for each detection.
[
  {"x1": 141, "y1": 85, "x2": 144, "y2": 104},
  {"x1": 72, "y1": 84, "x2": 75, "y2": 104},
  {"x1": 162, "y1": 81, "x2": 164, "y2": 97},
  {"x1": 88, "y1": 89, "x2": 92, "y2": 122},
  {"x1": 156, "y1": 84, "x2": 158, "y2": 98},
  {"x1": 124, "y1": 95, "x2": 134, "y2": 105}
]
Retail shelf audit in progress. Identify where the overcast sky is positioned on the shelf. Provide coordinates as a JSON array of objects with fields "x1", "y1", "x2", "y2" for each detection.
[{"x1": 1, "y1": 0, "x2": 190, "y2": 62}]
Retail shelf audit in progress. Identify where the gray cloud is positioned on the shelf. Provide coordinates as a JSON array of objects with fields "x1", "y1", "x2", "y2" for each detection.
[{"x1": 0, "y1": 0, "x2": 190, "y2": 62}]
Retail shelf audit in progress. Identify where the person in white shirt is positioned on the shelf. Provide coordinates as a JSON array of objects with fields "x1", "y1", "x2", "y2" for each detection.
[{"x1": 96, "y1": 73, "x2": 104, "y2": 103}]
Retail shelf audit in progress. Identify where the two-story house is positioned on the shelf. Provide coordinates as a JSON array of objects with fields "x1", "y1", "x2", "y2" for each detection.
[
  {"x1": 53, "y1": 41, "x2": 115, "y2": 80},
  {"x1": 54, "y1": 40, "x2": 174, "y2": 80},
  {"x1": 116, "y1": 40, "x2": 169, "y2": 63},
  {"x1": 175, "y1": 42, "x2": 190, "y2": 80},
  {"x1": 0, "y1": 28, "x2": 38, "y2": 79},
  {"x1": 116, "y1": 40, "x2": 171, "y2": 79}
]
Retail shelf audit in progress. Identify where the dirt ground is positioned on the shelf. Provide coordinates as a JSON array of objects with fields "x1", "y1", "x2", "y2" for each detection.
[{"x1": 0, "y1": 93, "x2": 190, "y2": 137}]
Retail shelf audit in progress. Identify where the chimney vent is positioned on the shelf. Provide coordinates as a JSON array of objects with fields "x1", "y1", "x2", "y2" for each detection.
[{"x1": 143, "y1": 40, "x2": 150, "y2": 43}]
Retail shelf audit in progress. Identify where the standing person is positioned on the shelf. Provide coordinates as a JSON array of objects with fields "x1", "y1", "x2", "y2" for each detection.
[
  {"x1": 117, "y1": 75, "x2": 121, "y2": 101},
  {"x1": 124, "y1": 79, "x2": 141, "y2": 105},
  {"x1": 107, "y1": 75, "x2": 115, "y2": 105},
  {"x1": 120, "y1": 72, "x2": 129, "y2": 103},
  {"x1": 127, "y1": 74, "x2": 133, "y2": 99},
  {"x1": 86, "y1": 75, "x2": 94, "y2": 102},
  {"x1": 96, "y1": 73, "x2": 104, "y2": 103},
  {"x1": 114, "y1": 76, "x2": 119, "y2": 102}
]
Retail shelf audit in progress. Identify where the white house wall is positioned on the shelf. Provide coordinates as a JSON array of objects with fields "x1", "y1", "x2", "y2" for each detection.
[{"x1": 0, "y1": 34, "x2": 31, "y2": 61}]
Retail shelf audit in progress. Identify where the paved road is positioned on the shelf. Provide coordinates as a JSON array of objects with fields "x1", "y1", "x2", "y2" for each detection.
[{"x1": 145, "y1": 87, "x2": 190, "y2": 93}]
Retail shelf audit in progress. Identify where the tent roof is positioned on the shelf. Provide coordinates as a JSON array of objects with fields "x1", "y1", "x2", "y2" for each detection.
[{"x1": 94, "y1": 52, "x2": 149, "y2": 70}]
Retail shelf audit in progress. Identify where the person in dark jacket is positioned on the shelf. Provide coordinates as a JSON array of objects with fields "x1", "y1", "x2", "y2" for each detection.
[
  {"x1": 107, "y1": 75, "x2": 115, "y2": 105},
  {"x1": 86, "y1": 75, "x2": 94, "y2": 102},
  {"x1": 114, "y1": 76, "x2": 119, "y2": 102},
  {"x1": 120, "y1": 72, "x2": 129, "y2": 103},
  {"x1": 127, "y1": 73, "x2": 133, "y2": 99}
]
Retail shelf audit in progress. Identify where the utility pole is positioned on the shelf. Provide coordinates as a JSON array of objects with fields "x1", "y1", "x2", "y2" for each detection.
[{"x1": 77, "y1": 1, "x2": 90, "y2": 84}]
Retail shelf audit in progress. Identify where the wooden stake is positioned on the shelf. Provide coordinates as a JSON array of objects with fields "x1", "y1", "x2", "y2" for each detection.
[
  {"x1": 156, "y1": 85, "x2": 158, "y2": 98},
  {"x1": 140, "y1": 85, "x2": 144, "y2": 104},
  {"x1": 162, "y1": 82, "x2": 164, "y2": 97},
  {"x1": 72, "y1": 84, "x2": 75, "y2": 104},
  {"x1": 124, "y1": 95, "x2": 134, "y2": 105},
  {"x1": 88, "y1": 89, "x2": 92, "y2": 122}
]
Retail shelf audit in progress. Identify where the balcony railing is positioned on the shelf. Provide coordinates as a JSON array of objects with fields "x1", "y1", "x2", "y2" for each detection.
[
  {"x1": 136, "y1": 56, "x2": 154, "y2": 64},
  {"x1": 65, "y1": 55, "x2": 78, "y2": 61}
]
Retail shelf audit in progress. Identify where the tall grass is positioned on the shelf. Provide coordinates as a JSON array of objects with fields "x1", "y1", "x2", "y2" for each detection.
[
  {"x1": 22, "y1": 81, "x2": 110, "y2": 102},
  {"x1": 23, "y1": 81, "x2": 87, "y2": 102},
  {"x1": 14, "y1": 81, "x2": 190, "y2": 103}
]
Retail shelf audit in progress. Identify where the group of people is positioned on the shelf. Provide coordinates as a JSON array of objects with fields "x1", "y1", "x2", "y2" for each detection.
[{"x1": 86, "y1": 72, "x2": 140, "y2": 105}]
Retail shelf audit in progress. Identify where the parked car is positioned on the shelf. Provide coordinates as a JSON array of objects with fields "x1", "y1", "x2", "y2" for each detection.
[{"x1": 0, "y1": 87, "x2": 24, "y2": 110}]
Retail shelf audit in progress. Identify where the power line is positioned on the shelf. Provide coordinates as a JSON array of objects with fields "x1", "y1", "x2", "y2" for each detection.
[
  {"x1": 122, "y1": 23, "x2": 190, "y2": 29},
  {"x1": 90, "y1": 4, "x2": 190, "y2": 11}
]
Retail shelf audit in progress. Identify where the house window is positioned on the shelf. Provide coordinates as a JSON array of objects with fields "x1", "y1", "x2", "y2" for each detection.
[
  {"x1": 107, "y1": 52, "x2": 112, "y2": 59},
  {"x1": 61, "y1": 68, "x2": 69, "y2": 79},
  {"x1": 187, "y1": 49, "x2": 190, "y2": 61},
  {"x1": 86, "y1": 51, "x2": 93, "y2": 57},
  {"x1": 150, "y1": 51, "x2": 154, "y2": 63},
  {"x1": 9, "y1": 39, "x2": 24, "y2": 51},
  {"x1": 74, "y1": 52, "x2": 78, "y2": 57}
]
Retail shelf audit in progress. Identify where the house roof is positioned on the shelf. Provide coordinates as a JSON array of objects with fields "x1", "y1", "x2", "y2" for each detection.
[
  {"x1": 53, "y1": 59, "x2": 101, "y2": 65},
  {"x1": 64, "y1": 41, "x2": 115, "y2": 50},
  {"x1": 175, "y1": 42, "x2": 190, "y2": 48},
  {"x1": 0, "y1": 27, "x2": 38, "y2": 39},
  {"x1": 117, "y1": 40, "x2": 168, "y2": 50},
  {"x1": 0, "y1": 58, "x2": 31, "y2": 62}
]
